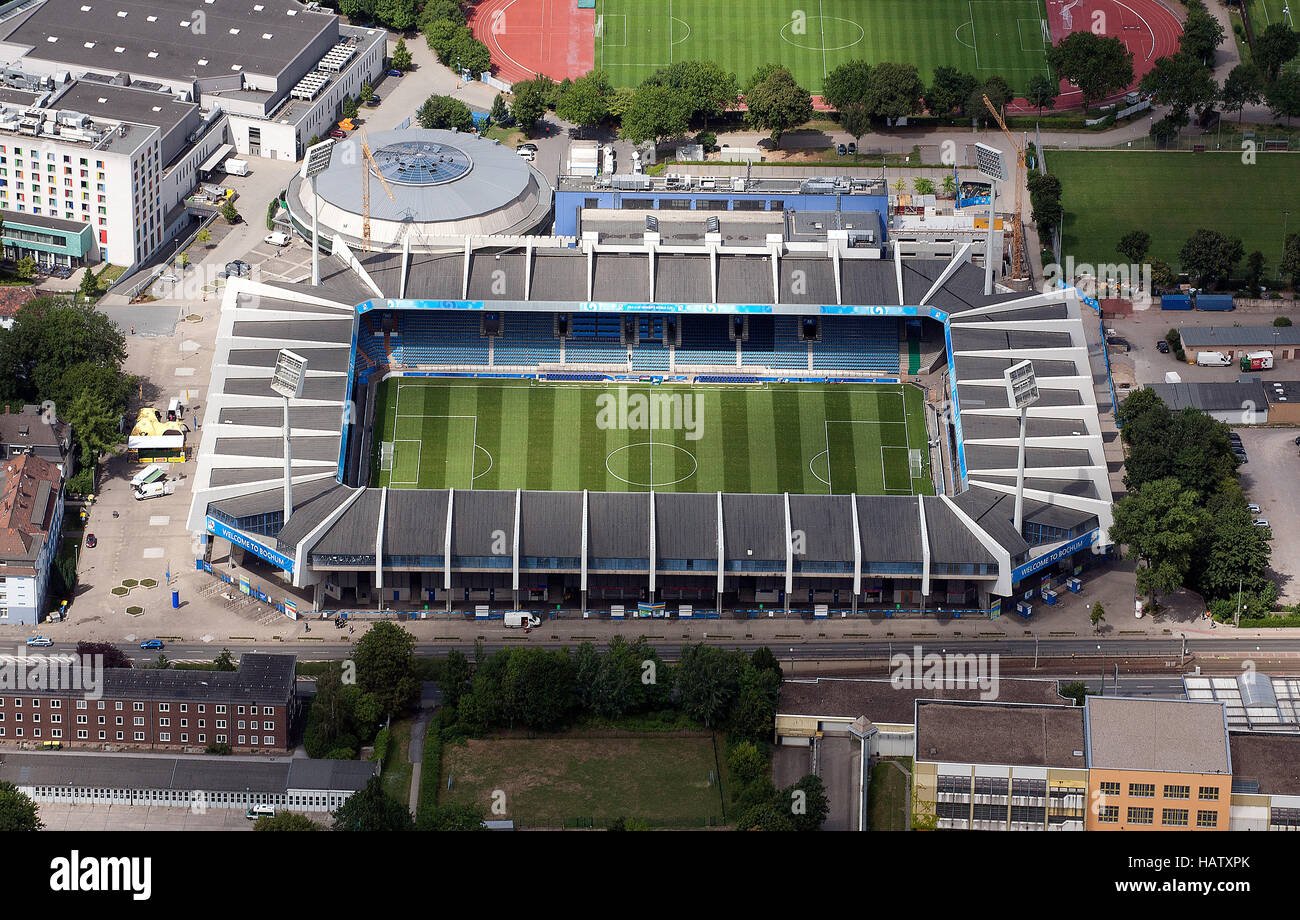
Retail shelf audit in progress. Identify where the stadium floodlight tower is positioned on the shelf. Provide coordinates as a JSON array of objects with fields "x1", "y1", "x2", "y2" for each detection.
[
  {"x1": 301, "y1": 139, "x2": 336, "y2": 286},
  {"x1": 271, "y1": 349, "x2": 308, "y2": 523},
  {"x1": 974, "y1": 142, "x2": 1008, "y2": 296},
  {"x1": 1004, "y1": 359, "x2": 1040, "y2": 534}
]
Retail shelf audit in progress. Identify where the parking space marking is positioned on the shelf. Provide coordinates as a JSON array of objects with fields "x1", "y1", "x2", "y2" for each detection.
[
  {"x1": 149, "y1": 516, "x2": 170, "y2": 526},
  {"x1": 143, "y1": 547, "x2": 165, "y2": 558},
  {"x1": 175, "y1": 368, "x2": 195, "y2": 377}
]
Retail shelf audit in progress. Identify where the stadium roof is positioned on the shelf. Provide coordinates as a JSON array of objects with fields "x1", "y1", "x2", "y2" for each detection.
[{"x1": 187, "y1": 242, "x2": 1114, "y2": 597}]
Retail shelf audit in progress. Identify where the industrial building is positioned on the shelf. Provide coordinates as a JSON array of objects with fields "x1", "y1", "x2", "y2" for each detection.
[
  {"x1": 1178, "y1": 325, "x2": 1300, "y2": 362},
  {"x1": 1147, "y1": 376, "x2": 1271, "y2": 425}
]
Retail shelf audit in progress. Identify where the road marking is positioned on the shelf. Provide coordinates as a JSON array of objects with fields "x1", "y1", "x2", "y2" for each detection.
[
  {"x1": 143, "y1": 547, "x2": 165, "y2": 558},
  {"x1": 149, "y1": 515, "x2": 170, "y2": 526},
  {"x1": 175, "y1": 368, "x2": 195, "y2": 377}
]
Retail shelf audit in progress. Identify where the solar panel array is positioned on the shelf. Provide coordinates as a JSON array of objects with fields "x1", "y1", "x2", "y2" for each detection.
[
  {"x1": 371, "y1": 141, "x2": 471, "y2": 186},
  {"x1": 1184, "y1": 674, "x2": 1300, "y2": 733}
]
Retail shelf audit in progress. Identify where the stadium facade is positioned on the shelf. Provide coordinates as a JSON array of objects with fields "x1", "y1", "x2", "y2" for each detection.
[{"x1": 186, "y1": 230, "x2": 1115, "y2": 619}]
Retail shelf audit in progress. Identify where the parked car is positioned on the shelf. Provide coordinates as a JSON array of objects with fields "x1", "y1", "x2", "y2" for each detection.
[
  {"x1": 225, "y1": 260, "x2": 251, "y2": 277},
  {"x1": 264, "y1": 232, "x2": 289, "y2": 247},
  {"x1": 836, "y1": 143, "x2": 847, "y2": 156},
  {"x1": 386, "y1": 69, "x2": 403, "y2": 77},
  {"x1": 516, "y1": 144, "x2": 536, "y2": 161},
  {"x1": 328, "y1": 128, "x2": 346, "y2": 140},
  {"x1": 26, "y1": 636, "x2": 53, "y2": 647},
  {"x1": 847, "y1": 142, "x2": 857, "y2": 155},
  {"x1": 140, "y1": 639, "x2": 164, "y2": 650},
  {"x1": 85, "y1": 533, "x2": 97, "y2": 548},
  {"x1": 365, "y1": 95, "x2": 380, "y2": 107},
  {"x1": 1254, "y1": 519, "x2": 1270, "y2": 529},
  {"x1": 158, "y1": 273, "x2": 179, "y2": 283},
  {"x1": 1248, "y1": 503, "x2": 1261, "y2": 514},
  {"x1": 1156, "y1": 340, "x2": 1170, "y2": 353},
  {"x1": 1293, "y1": 435, "x2": 1300, "y2": 446}
]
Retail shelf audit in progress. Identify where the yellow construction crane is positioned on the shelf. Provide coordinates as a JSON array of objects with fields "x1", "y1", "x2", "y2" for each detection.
[
  {"x1": 360, "y1": 133, "x2": 395, "y2": 252},
  {"x1": 982, "y1": 94, "x2": 1026, "y2": 279}
]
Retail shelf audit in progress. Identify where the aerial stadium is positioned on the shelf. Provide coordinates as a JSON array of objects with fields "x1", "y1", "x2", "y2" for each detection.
[{"x1": 187, "y1": 192, "x2": 1117, "y2": 621}]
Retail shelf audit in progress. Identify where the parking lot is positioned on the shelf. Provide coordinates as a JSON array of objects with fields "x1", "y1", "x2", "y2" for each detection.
[
  {"x1": 37, "y1": 802, "x2": 259, "y2": 831},
  {"x1": 1234, "y1": 426, "x2": 1300, "y2": 604}
]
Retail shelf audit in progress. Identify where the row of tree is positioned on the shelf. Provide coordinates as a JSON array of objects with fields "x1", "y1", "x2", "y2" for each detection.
[{"x1": 1110, "y1": 389, "x2": 1274, "y2": 617}]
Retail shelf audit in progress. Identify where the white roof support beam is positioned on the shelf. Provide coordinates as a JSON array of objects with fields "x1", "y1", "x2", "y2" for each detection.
[
  {"x1": 524, "y1": 239, "x2": 533, "y2": 301},
  {"x1": 716, "y1": 491, "x2": 725, "y2": 596},
  {"x1": 580, "y1": 490, "x2": 589, "y2": 594},
  {"x1": 512, "y1": 487, "x2": 521, "y2": 594},
  {"x1": 460, "y1": 235, "x2": 472, "y2": 300},
  {"x1": 399, "y1": 234, "x2": 409, "y2": 300},
  {"x1": 917, "y1": 496, "x2": 931, "y2": 596},
  {"x1": 783, "y1": 492, "x2": 794, "y2": 598},
  {"x1": 850, "y1": 492, "x2": 861, "y2": 597},
  {"x1": 648, "y1": 489, "x2": 657, "y2": 596},
  {"x1": 893, "y1": 238, "x2": 905, "y2": 305},
  {"x1": 918, "y1": 243, "x2": 974, "y2": 307},
  {"x1": 375, "y1": 487, "x2": 386, "y2": 591},
  {"x1": 443, "y1": 488, "x2": 454, "y2": 592},
  {"x1": 942, "y1": 494, "x2": 1013, "y2": 597}
]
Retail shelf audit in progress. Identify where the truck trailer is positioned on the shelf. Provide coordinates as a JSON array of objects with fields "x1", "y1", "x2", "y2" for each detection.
[{"x1": 1240, "y1": 351, "x2": 1274, "y2": 371}]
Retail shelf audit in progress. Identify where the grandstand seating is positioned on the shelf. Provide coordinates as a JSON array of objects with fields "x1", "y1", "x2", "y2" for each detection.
[
  {"x1": 676, "y1": 315, "x2": 737, "y2": 366},
  {"x1": 570, "y1": 314, "x2": 623, "y2": 342},
  {"x1": 565, "y1": 340, "x2": 627, "y2": 364},
  {"x1": 741, "y1": 316, "x2": 808, "y2": 369},
  {"x1": 494, "y1": 313, "x2": 561, "y2": 366},
  {"x1": 812, "y1": 317, "x2": 899, "y2": 374},
  {"x1": 389, "y1": 312, "x2": 488, "y2": 366},
  {"x1": 630, "y1": 344, "x2": 671, "y2": 373}
]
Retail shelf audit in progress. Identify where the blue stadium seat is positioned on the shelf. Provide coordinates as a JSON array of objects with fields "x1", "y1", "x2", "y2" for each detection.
[
  {"x1": 741, "y1": 316, "x2": 808, "y2": 369},
  {"x1": 812, "y1": 317, "x2": 899, "y2": 374},
  {"x1": 676, "y1": 315, "x2": 737, "y2": 367},
  {"x1": 495, "y1": 313, "x2": 561, "y2": 366}
]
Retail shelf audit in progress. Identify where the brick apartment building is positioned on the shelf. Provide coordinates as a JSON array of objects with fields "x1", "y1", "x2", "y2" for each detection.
[{"x1": 0, "y1": 653, "x2": 296, "y2": 753}]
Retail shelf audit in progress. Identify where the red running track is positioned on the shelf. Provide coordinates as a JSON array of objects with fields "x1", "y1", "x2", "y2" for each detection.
[
  {"x1": 1008, "y1": 0, "x2": 1183, "y2": 112},
  {"x1": 469, "y1": 0, "x2": 594, "y2": 85}
]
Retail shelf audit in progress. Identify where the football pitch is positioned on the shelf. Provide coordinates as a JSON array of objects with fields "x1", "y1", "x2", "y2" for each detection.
[
  {"x1": 1050, "y1": 151, "x2": 1300, "y2": 272},
  {"x1": 596, "y1": 0, "x2": 1053, "y2": 93},
  {"x1": 373, "y1": 378, "x2": 933, "y2": 496}
]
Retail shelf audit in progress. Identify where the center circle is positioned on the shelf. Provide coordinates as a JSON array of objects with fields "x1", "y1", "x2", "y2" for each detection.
[
  {"x1": 370, "y1": 140, "x2": 473, "y2": 186},
  {"x1": 605, "y1": 442, "x2": 698, "y2": 487},
  {"x1": 779, "y1": 17, "x2": 865, "y2": 51}
]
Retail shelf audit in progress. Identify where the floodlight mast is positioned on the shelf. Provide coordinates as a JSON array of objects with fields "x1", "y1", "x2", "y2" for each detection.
[
  {"x1": 272, "y1": 349, "x2": 308, "y2": 523},
  {"x1": 1004, "y1": 360, "x2": 1040, "y2": 534},
  {"x1": 974, "y1": 141, "x2": 1008, "y2": 296},
  {"x1": 302, "y1": 140, "x2": 336, "y2": 286}
]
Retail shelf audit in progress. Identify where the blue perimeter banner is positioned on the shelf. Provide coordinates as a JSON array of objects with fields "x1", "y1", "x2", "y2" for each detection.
[
  {"x1": 207, "y1": 517, "x2": 296, "y2": 575},
  {"x1": 1012, "y1": 530, "x2": 1098, "y2": 584}
]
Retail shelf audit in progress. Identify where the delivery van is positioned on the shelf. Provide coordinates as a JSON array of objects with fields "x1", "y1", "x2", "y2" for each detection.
[{"x1": 1195, "y1": 351, "x2": 1231, "y2": 367}]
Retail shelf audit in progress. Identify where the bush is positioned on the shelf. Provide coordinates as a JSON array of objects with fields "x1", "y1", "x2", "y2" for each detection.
[
  {"x1": 697, "y1": 130, "x2": 717, "y2": 150},
  {"x1": 415, "y1": 711, "x2": 444, "y2": 822},
  {"x1": 266, "y1": 197, "x2": 281, "y2": 231},
  {"x1": 372, "y1": 726, "x2": 392, "y2": 765},
  {"x1": 66, "y1": 467, "x2": 94, "y2": 496},
  {"x1": 1275, "y1": 316, "x2": 1293, "y2": 326},
  {"x1": 205, "y1": 742, "x2": 232, "y2": 755}
]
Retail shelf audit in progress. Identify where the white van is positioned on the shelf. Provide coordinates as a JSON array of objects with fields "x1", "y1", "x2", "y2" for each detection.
[
  {"x1": 1196, "y1": 351, "x2": 1231, "y2": 367},
  {"x1": 133, "y1": 479, "x2": 176, "y2": 500},
  {"x1": 264, "y1": 231, "x2": 289, "y2": 246},
  {"x1": 245, "y1": 804, "x2": 276, "y2": 819},
  {"x1": 503, "y1": 611, "x2": 541, "y2": 628}
]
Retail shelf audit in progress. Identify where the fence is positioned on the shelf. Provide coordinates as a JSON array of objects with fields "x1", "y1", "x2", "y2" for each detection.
[
  {"x1": 194, "y1": 558, "x2": 297, "y2": 617},
  {"x1": 1048, "y1": 135, "x2": 1295, "y2": 153},
  {"x1": 480, "y1": 73, "x2": 512, "y2": 93}
]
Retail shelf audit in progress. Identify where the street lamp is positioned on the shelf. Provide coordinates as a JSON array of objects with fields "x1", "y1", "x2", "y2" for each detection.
[
  {"x1": 271, "y1": 349, "x2": 308, "y2": 524},
  {"x1": 1004, "y1": 360, "x2": 1040, "y2": 533},
  {"x1": 301, "y1": 139, "x2": 336, "y2": 286}
]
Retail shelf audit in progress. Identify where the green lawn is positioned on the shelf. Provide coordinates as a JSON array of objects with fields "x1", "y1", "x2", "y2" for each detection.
[
  {"x1": 373, "y1": 378, "x2": 932, "y2": 495},
  {"x1": 381, "y1": 718, "x2": 415, "y2": 809},
  {"x1": 1050, "y1": 151, "x2": 1300, "y2": 272},
  {"x1": 438, "y1": 734, "x2": 724, "y2": 827},
  {"x1": 867, "y1": 757, "x2": 910, "y2": 831},
  {"x1": 596, "y1": 0, "x2": 1052, "y2": 93}
]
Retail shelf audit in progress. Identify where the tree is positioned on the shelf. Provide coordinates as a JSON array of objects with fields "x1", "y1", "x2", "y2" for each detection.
[
  {"x1": 750, "y1": 646, "x2": 783, "y2": 680},
  {"x1": 1180, "y1": 228, "x2": 1245, "y2": 289},
  {"x1": 0, "y1": 296, "x2": 128, "y2": 403},
  {"x1": 742, "y1": 65, "x2": 813, "y2": 142},
  {"x1": 823, "y1": 60, "x2": 873, "y2": 140},
  {"x1": 78, "y1": 266, "x2": 100, "y2": 302},
  {"x1": 214, "y1": 648, "x2": 237, "y2": 671},
  {"x1": 333, "y1": 776, "x2": 414, "y2": 831},
  {"x1": 338, "y1": 0, "x2": 375, "y2": 20},
  {"x1": 1178, "y1": 0, "x2": 1225, "y2": 65},
  {"x1": 440, "y1": 648, "x2": 472, "y2": 709},
  {"x1": 447, "y1": 29, "x2": 492, "y2": 79},
  {"x1": 1116, "y1": 389, "x2": 1238, "y2": 495},
  {"x1": 1282, "y1": 233, "x2": 1300, "y2": 289},
  {"x1": 154, "y1": 652, "x2": 171, "y2": 669},
  {"x1": 1265, "y1": 71, "x2": 1300, "y2": 124},
  {"x1": 1108, "y1": 477, "x2": 1210, "y2": 608},
  {"x1": 621, "y1": 83, "x2": 690, "y2": 144},
  {"x1": 359, "y1": 81, "x2": 374, "y2": 103},
  {"x1": 864, "y1": 61, "x2": 924, "y2": 122},
  {"x1": 1090, "y1": 602, "x2": 1106, "y2": 631},
  {"x1": 63, "y1": 383, "x2": 123, "y2": 473},
  {"x1": 924, "y1": 66, "x2": 978, "y2": 117},
  {"x1": 342, "y1": 95, "x2": 360, "y2": 120},
  {"x1": 967, "y1": 75, "x2": 1012, "y2": 125},
  {"x1": 417, "y1": 0, "x2": 465, "y2": 31},
  {"x1": 1149, "y1": 115, "x2": 1180, "y2": 147},
  {"x1": 727, "y1": 740, "x2": 770, "y2": 788},
  {"x1": 1151, "y1": 259, "x2": 1177, "y2": 289},
  {"x1": 1193, "y1": 497, "x2": 1273, "y2": 602},
  {"x1": 75, "y1": 640, "x2": 132, "y2": 669},
  {"x1": 14, "y1": 256, "x2": 35, "y2": 280},
  {"x1": 913, "y1": 177, "x2": 935, "y2": 195},
  {"x1": 1140, "y1": 54, "x2": 1218, "y2": 124},
  {"x1": 1254, "y1": 23, "x2": 1300, "y2": 82},
  {"x1": 728, "y1": 662, "x2": 781, "y2": 742},
  {"x1": 1025, "y1": 73, "x2": 1057, "y2": 114},
  {"x1": 353, "y1": 621, "x2": 421, "y2": 718},
  {"x1": 196, "y1": 227, "x2": 212, "y2": 246},
  {"x1": 734, "y1": 802, "x2": 795, "y2": 831},
  {"x1": 1027, "y1": 171, "x2": 1064, "y2": 233},
  {"x1": 417, "y1": 802, "x2": 488, "y2": 831},
  {"x1": 784, "y1": 774, "x2": 830, "y2": 831},
  {"x1": 1245, "y1": 250, "x2": 1268, "y2": 297},
  {"x1": 417, "y1": 94, "x2": 475, "y2": 131},
  {"x1": 1059, "y1": 681, "x2": 1089, "y2": 706},
  {"x1": 942, "y1": 173, "x2": 957, "y2": 198},
  {"x1": 424, "y1": 17, "x2": 460, "y2": 58},
  {"x1": 254, "y1": 812, "x2": 323, "y2": 831},
  {"x1": 374, "y1": 0, "x2": 417, "y2": 31},
  {"x1": 675, "y1": 644, "x2": 742, "y2": 727},
  {"x1": 1116, "y1": 230, "x2": 1151, "y2": 264},
  {"x1": 645, "y1": 60, "x2": 738, "y2": 128},
  {"x1": 1221, "y1": 63, "x2": 1265, "y2": 122},
  {"x1": 510, "y1": 76, "x2": 554, "y2": 136},
  {"x1": 489, "y1": 92, "x2": 511, "y2": 127},
  {"x1": 221, "y1": 200, "x2": 240, "y2": 224},
  {"x1": 555, "y1": 70, "x2": 612, "y2": 134},
  {"x1": 1047, "y1": 32, "x2": 1134, "y2": 110},
  {"x1": 391, "y1": 36, "x2": 413, "y2": 72},
  {"x1": 0, "y1": 782, "x2": 43, "y2": 831}
]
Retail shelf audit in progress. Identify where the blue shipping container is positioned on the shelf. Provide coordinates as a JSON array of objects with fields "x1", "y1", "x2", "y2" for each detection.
[
  {"x1": 1162, "y1": 294, "x2": 1192, "y2": 310},
  {"x1": 1197, "y1": 294, "x2": 1235, "y2": 311}
]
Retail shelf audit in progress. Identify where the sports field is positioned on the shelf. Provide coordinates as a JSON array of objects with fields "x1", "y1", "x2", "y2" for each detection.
[
  {"x1": 1248, "y1": 0, "x2": 1300, "y2": 72},
  {"x1": 1050, "y1": 151, "x2": 1300, "y2": 272},
  {"x1": 596, "y1": 0, "x2": 1053, "y2": 93},
  {"x1": 373, "y1": 378, "x2": 933, "y2": 496}
]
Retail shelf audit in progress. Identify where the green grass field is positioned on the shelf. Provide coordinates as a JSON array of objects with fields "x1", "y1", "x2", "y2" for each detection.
[
  {"x1": 596, "y1": 0, "x2": 1052, "y2": 93},
  {"x1": 373, "y1": 378, "x2": 932, "y2": 496},
  {"x1": 1050, "y1": 151, "x2": 1300, "y2": 272},
  {"x1": 439, "y1": 735, "x2": 724, "y2": 827}
]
